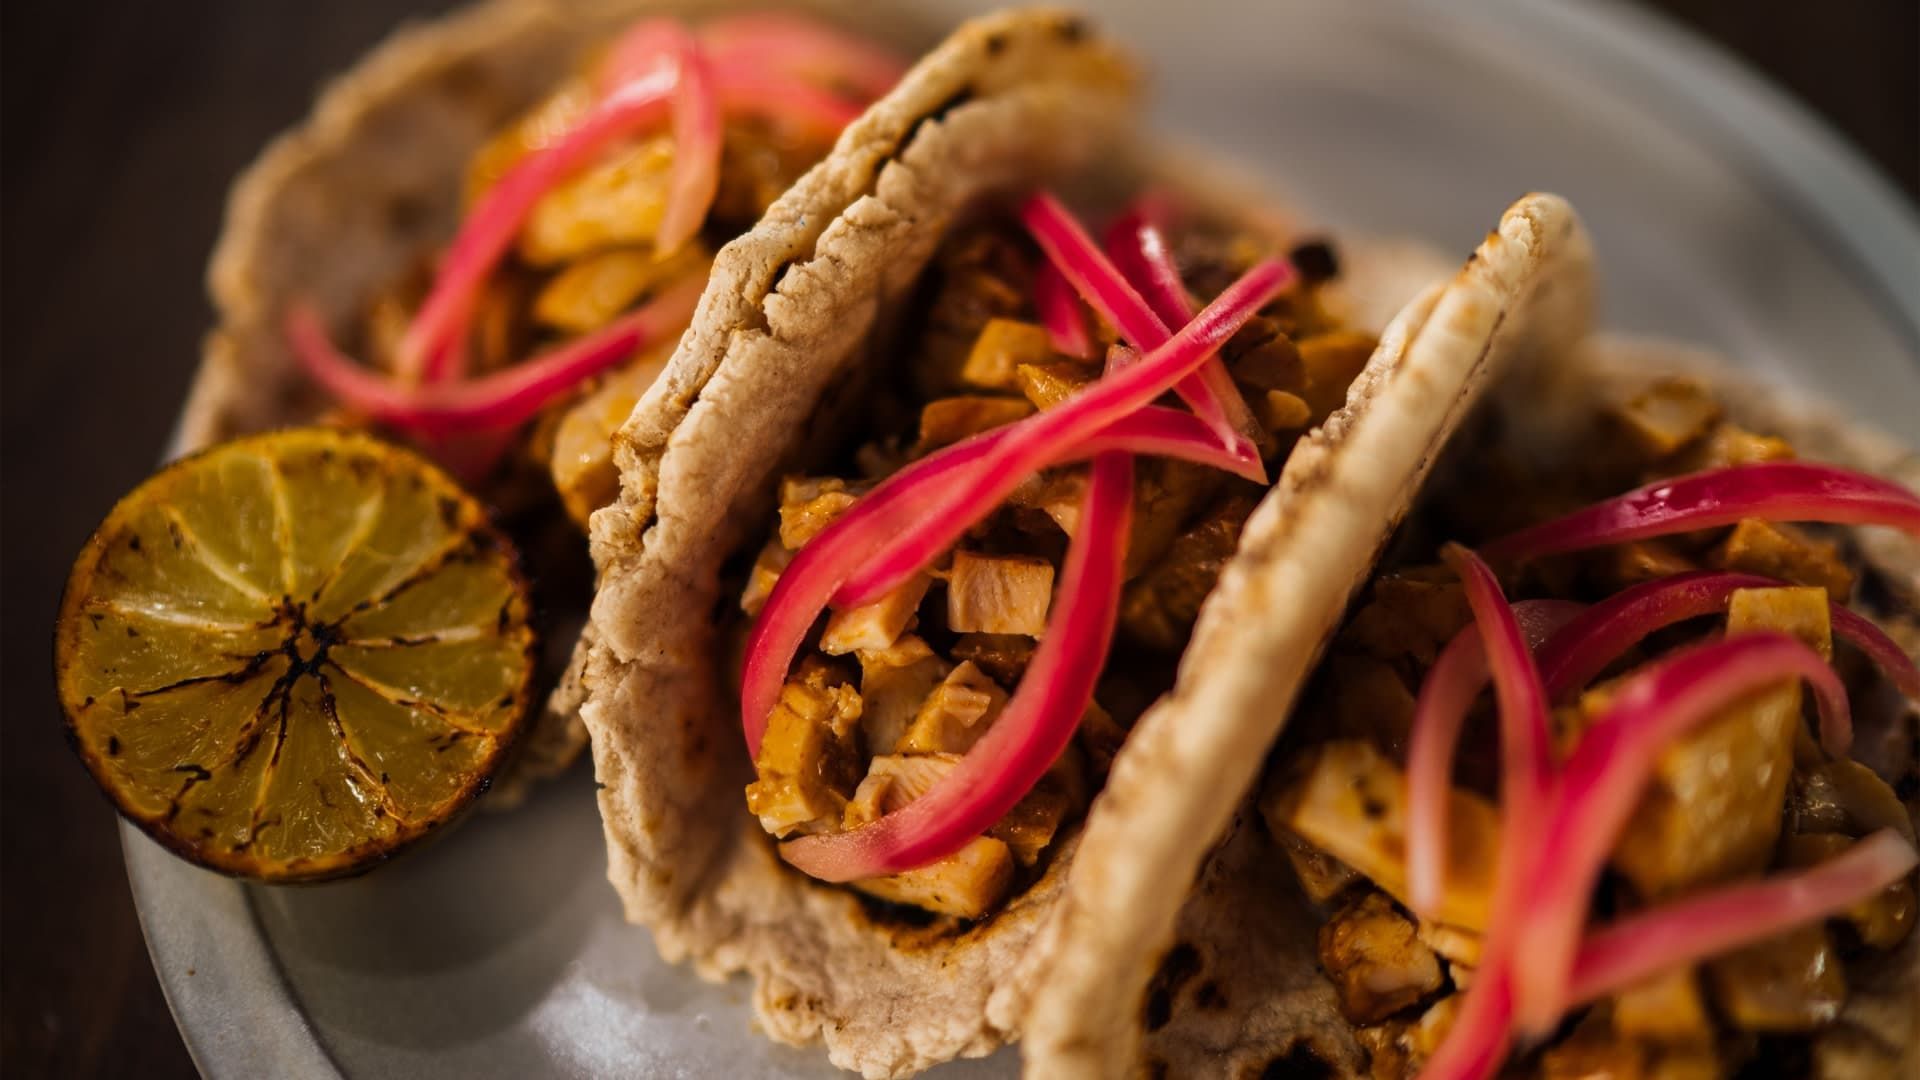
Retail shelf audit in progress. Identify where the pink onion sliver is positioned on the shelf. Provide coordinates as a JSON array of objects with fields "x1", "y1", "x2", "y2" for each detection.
[
  {"x1": 1565, "y1": 830, "x2": 1917, "y2": 1008},
  {"x1": 594, "y1": 17, "x2": 684, "y2": 94},
  {"x1": 1034, "y1": 258, "x2": 1092, "y2": 358},
  {"x1": 734, "y1": 404, "x2": 1257, "y2": 754},
  {"x1": 1507, "y1": 633, "x2": 1850, "y2": 1035},
  {"x1": 1416, "y1": 966, "x2": 1515, "y2": 1080},
  {"x1": 712, "y1": 66, "x2": 864, "y2": 138},
  {"x1": 781, "y1": 452, "x2": 1134, "y2": 879},
  {"x1": 699, "y1": 13, "x2": 906, "y2": 101},
  {"x1": 1403, "y1": 599, "x2": 1581, "y2": 918},
  {"x1": 653, "y1": 32, "x2": 722, "y2": 256},
  {"x1": 1537, "y1": 570, "x2": 1920, "y2": 703},
  {"x1": 398, "y1": 68, "x2": 678, "y2": 382},
  {"x1": 1482, "y1": 462, "x2": 1920, "y2": 563},
  {"x1": 1105, "y1": 207, "x2": 1259, "y2": 440},
  {"x1": 1445, "y1": 547, "x2": 1556, "y2": 823},
  {"x1": 830, "y1": 258, "x2": 1287, "y2": 609},
  {"x1": 1023, "y1": 192, "x2": 1266, "y2": 442},
  {"x1": 286, "y1": 276, "x2": 700, "y2": 437}
]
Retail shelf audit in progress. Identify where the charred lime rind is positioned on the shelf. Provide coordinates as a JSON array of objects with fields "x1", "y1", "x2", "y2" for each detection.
[{"x1": 54, "y1": 428, "x2": 539, "y2": 884}]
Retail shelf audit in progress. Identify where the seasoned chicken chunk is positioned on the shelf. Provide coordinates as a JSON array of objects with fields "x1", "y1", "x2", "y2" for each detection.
[
  {"x1": 1267, "y1": 739, "x2": 1500, "y2": 932},
  {"x1": 548, "y1": 341, "x2": 674, "y2": 526},
  {"x1": 532, "y1": 244, "x2": 710, "y2": 333},
  {"x1": 897, "y1": 662, "x2": 1006, "y2": 754},
  {"x1": 961, "y1": 318, "x2": 1055, "y2": 390},
  {"x1": 1318, "y1": 892, "x2": 1444, "y2": 1023},
  {"x1": 739, "y1": 539, "x2": 793, "y2": 617},
  {"x1": 1708, "y1": 923, "x2": 1846, "y2": 1032},
  {"x1": 947, "y1": 550, "x2": 1055, "y2": 636},
  {"x1": 846, "y1": 835, "x2": 1015, "y2": 919},
  {"x1": 1610, "y1": 376, "x2": 1722, "y2": 460},
  {"x1": 950, "y1": 632, "x2": 1035, "y2": 685},
  {"x1": 1296, "y1": 330, "x2": 1378, "y2": 421},
  {"x1": 779, "y1": 476, "x2": 860, "y2": 549},
  {"x1": 915, "y1": 395, "x2": 1034, "y2": 453},
  {"x1": 818, "y1": 573, "x2": 931, "y2": 655},
  {"x1": 744, "y1": 661, "x2": 864, "y2": 837},
  {"x1": 1120, "y1": 497, "x2": 1255, "y2": 651},
  {"x1": 1612, "y1": 968, "x2": 1714, "y2": 1045},
  {"x1": 1607, "y1": 587, "x2": 1830, "y2": 896},
  {"x1": 843, "y1": 752, "x2": 962, "y2": 825},
  {"x1": 1708, "y1": 518, "x2": 1854, "y2": 603},
  {"x1": 518, "y1": 135, "x2": 673, "y2": 265},
  {"x1": 1014, "y1": 359, "x2": 1096, "y2": 409},
  {"x1": 855, "y1": 636, "x2": 949, "y2": 757}
]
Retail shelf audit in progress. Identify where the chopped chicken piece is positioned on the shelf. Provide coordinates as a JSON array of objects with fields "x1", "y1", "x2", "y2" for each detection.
[
  {"x1": 947, "y1": 550, "x2": 1055, "y2": 636},
  {"x1": 1276, "y1": 828, "x2": 1361, "y2": 905},
  {"x1": 843, "y1": 752, "x2": 963, "y2": 826},
  {"x1": 915, "y1": 395, "x2": 1034, "y2": 453},
  {"x1": 1267, "y1": 740, "x2": 1500, "y2": 932},
  {"x1": 1254, "y1": 388, "x2": 1313, "y2": 432},
  {"x1": 1708, "y1": 923, "x2": 1846, "y2": 1032},
  {"x1": 1611, "y1": 376, "x2": 1723, "y2": 460},
  {"x1": 1607, "y1": 587, "x2": 1831, "y2": 897},
  {"x1": 1120, "y1": 497, "x2": 1255, "y2": 651},
  {"x1": 518, "y1": 134, "x2": 673, "y2": 265},
  {"x1": 463, "y1": 79, "x2": 592, "y2": 202},
  {"x1": 1014, "y1": 359, "x2": 1096, "y2": 409},
  {"x1": 740, "y1": 539, "x2": 795, "y2": 617},
  {"x1": 1781, "y1": 832, "x2": 1917, "y2": 950},
  {"x1": 1126, "y1": 460, "x2": 1225, "y2": 576},
  {"x1": 1669, "y1": 421, "x2": 1793, "y2": 474},
  {"x1": 1222, "y1": 316, "x2": 1304, "y2": 393},
  {"x1": 779, "y1": 476, "x2": 860, "y2": 549},
  {"x1": 1319, "y1": 892, "x2": 1444, "y2": 1023},
  {"x1": 897, "y1": 662, "x2": 1007, "y2": 754},
  {"x1": 1601, "y1": 539, "x2": 1698, "y2": 590},
  {"x1": 989, "y1": 777, "x2": 1075, "y2": 866},
  {"x1": 845, "y1": 834, "x2": 1015, "y2": 919},
  {"x1": 1541, "y1": 1008, "x2": 1647, "y2": 1080},
  {"x1": 1788, "y1": 759, "x2": 1914, "y2": 842},
  {"x1": 1612, "y1": 968, "x2": 1714, "y2": 1045},
  {"x1": 1076, "y1": 699, "x2": 1127, "y2": 779},
  {"x1": 961, "y1": 318, "x2": 1056, "y2": 390},
  {"x1": 532, "y1": 244, "x2": 711, "y2": 333},
  {"x1": 1297, "y1": 330, "x2": 1378, "y2": 421},
  {"x1": 549, "y1": 341, "x2": 675, "y2": 526},
  {"x1": 744, "y1": 661, "x2": 864, "y2": 837},
  {"x1": 855, "y1": 636, "x2": 950, "y2": 756},
  {"x1": 950, "y1": 633, "x2": 1035, "y2": 685},
  {"x1": 1342, "y1": 569, "x2": 1472, "y2": 666},
  {"x1": 1007, "y1": 469, "x2": 1087, "y2": 536},
  {"x1": 1414, "y1": 920, "x2": 1481, "y2": 968},
  {"x1": 1709, "y1": 518, "x2": 1855, "y2": 603},
  {"x1": 819, "y1": 573, "x2": 931, "y2": 656}
]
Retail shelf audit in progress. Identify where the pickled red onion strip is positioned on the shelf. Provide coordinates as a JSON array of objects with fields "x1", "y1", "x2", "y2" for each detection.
[
  {"x1": 738, "y1": 404, "x2": 1262, "y2": 754},
  {"x1": 285, "y1": 276, "x2": 700, "y2": 436},
  {"x1": 712, "y1": 65, "x2": 865, "y2": 138},
  {"x1": 1104, "y1": 205, "x2": 1260, "y2": 439},
  {"x1": 830, "y1": 256, "x2": 1289, "y2": 609},
  {"x1": 1565, "y1": 829, "x2": 1917, "y2": 1008},
  {"x1": 780, "y1": 453, "x2": 1134, "y2": 879},
  {"x1": 653, "y1": 29, "x2": 722, "y2": 256},
  {"x1": 1446, "y1": 546, "x2": 1556, "y2": 827},
  {"x1": 1404, "y1": 598, "x2": 1583, "y2": 918},
  {"x1": 1022, "y1": 192, "x2": 1270, "y2": 445},
  {"x1": 595, "y1": 17, "x2": 682, "y2": 93},
  {"x1": 1536, "y1": 570, "x2": 1920, "y2": 703},
  {"x1": 699, "y1": 12, "x2": 907, "y2": 101},
  {"x1": 1483, "y1": 462, "x2": 1920, "y2": 562},
  {"x1": 1034, "y1": 258, "x2": 1092, "y2": 358},
  {"x1": 1418, "y1": 970, "x2": 1515, "y2": 1080},
  {"x1": 397, "y1": 67, "x2": 679, "y2": 382},
  {"x1": 1507, "y1": 632, "x2": 1851, "y2": 1035}
]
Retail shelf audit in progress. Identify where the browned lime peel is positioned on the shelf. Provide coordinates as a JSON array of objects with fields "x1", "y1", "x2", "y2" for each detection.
[{"x1": 54, "y1": 428, "x2": 536, "y2": 881}]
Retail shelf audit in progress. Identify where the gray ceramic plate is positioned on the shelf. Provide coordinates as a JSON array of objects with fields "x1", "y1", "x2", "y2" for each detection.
[{"x1": 127, "y1": 1, "x2": 1920, "y2": 1076}]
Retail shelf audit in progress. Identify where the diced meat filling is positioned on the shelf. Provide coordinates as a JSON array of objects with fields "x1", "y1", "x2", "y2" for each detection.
[
  {"x1": 947, "y1": 550, "x2": 1054, "y2": 636},
  {"x1": 1318, "y1": 892, "x2": 1444, "y2": 1023},
  {"x1": 1709, "y1": 517, "x2": 1855, "y2": 602},
  {"x1": 738, "y1": 216, "x2": 1366, "y2": 916},
  {"x1": 1707, "y1": 923, "x2": 1846, "y2": 1032},
  {"x1": 745, "y1": 661, "x2": 865, "y2": 837}
]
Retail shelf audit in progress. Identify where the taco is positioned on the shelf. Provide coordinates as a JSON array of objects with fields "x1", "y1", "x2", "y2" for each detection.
[
  {"x1": 575, "y1": 7, "x2": 1593, "y2": 1075},
  {"x1": 179, "y1": 0, "x2": 917, "y2": 802},
  {"x1": 1098, "y1": 338, "x2": 1919, "y2": 1079}
]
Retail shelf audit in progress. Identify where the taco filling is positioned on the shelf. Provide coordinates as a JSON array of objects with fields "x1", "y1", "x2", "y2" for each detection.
[
  {"x1": 1261, "y1": 374, "x2": 1920, "y2": 1078},
  {"x1": 284, "y1": 12, "x2": 903, "y2": 519},
  {"x1": 736, "y1": 189, "x2": 1375, "y2": 918}
]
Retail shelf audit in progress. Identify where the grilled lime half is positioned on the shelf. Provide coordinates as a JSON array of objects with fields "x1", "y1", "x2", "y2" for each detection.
[{"x1": 55, "y1": 428, "x2": 536, "y2": 881}]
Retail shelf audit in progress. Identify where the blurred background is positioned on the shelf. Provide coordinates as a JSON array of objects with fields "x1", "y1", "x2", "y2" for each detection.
[{"x1": 2, "y1": 1, "x2": 1913, "y2": 1076}]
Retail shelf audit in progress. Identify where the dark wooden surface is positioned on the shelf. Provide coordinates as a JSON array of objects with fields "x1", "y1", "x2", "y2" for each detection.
[{"x1": 2, "y1": 2, "x2": 1913, "y2": 1076}]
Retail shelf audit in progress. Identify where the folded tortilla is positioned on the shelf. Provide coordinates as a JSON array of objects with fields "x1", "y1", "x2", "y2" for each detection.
[
  {"x1": 576, "y1": 8, "x2": 1594, "y2": 1076},
  {"x1": 180, "y1": 0, "x2": 940, "y2": 803},
  {"x1": 1112, "y1": 339, "x2": 1919, "y2": 1079}
]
